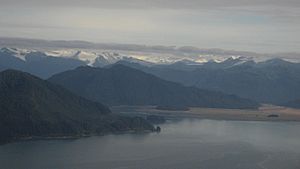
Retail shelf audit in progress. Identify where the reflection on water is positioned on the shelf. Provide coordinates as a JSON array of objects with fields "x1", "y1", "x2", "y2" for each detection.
[{"x1": 1, "y1": 119, "x2": 300, "y2": 169}]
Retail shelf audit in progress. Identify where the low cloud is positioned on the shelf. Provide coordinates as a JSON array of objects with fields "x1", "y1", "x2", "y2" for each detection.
[{"x1": 0, "y1": 0, "x2": 299, "y2": 53}]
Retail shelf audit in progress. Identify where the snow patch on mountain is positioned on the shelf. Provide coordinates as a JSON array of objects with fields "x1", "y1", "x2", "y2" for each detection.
[
  {"x1": 0, "y1": 47, "x2": 32, "y2": 61},
  {"x1": 1, "y1": 47, "x2": 260, "y2": 67}
]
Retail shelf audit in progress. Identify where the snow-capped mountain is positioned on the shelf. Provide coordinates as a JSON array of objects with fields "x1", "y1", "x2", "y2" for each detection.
[
  {"x1": 0, "y1": 47, "x2": 32, "y2": 61},
  {"x1": 0, "y1": 46, "x2": 298, "y2": 80},
  {"x1": 2, "y1": 47, "x2": 294, "y2": 70},
  {"x1": 0, "y1": 47, "x2": 86, "y2": 78},
  {"x1": 42, "y1": 48, "x2": 258, "y2": 66},
  {"x1": 0, "y1": 47, "x2": 265, "y2": 70},
  {"x1": 44, "y1": 49, "x2": 145, "y2": 66}
]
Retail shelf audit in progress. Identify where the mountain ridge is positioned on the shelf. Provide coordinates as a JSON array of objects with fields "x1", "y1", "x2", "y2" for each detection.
[
  {"x1": 0, "y1": 69, "x2": 154, "y2": 144},
  {"x1": 49, "y1": 64, "x2": 259, "y2": 109},
  {"x1": 116, "y1": 59, "x2": 300, "y2": 104}
]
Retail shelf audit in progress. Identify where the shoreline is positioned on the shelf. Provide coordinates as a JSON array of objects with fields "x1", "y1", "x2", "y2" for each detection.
[
  {"x1": 0, "y1": 129, "x2": 154, "y2": 146},
  {"x1": 3, "y1": 105, "x2": 300, "y2": 145},
  {"x1": 112, "y1": 105, "x2": 300, "y2": 122}
]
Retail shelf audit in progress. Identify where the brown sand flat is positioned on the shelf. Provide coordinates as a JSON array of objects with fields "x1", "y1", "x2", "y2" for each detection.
[{"x1": 112, "y1": 105, "x2": 300, "y2": 121}]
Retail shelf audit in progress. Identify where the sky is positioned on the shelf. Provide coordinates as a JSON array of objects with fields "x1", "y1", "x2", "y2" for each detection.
[{"x1": 0, "y1": 0, "x2": 300, "y2": 53}]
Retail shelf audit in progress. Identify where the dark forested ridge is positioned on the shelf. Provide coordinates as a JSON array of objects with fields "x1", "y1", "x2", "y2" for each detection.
[
  {"x1": 0, "y1": 70, "x2": 154, "y2": 144},
  {"x1": 49, "y1": 64, "x2": 259, "y2": 109}
]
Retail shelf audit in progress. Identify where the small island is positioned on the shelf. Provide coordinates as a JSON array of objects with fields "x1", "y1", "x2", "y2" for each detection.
[
  {"x1": 155, "y1": 126, "x2": 161, "y2": 132},
  {"x1": 156, "y1": 105, "x2": 190, "y2": 111},
  {"x1": 267, "y1": 114, "x2": 279, "y2": 118}
]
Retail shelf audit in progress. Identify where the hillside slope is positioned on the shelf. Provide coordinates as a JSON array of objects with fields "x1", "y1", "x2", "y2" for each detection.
[
  {"x1": 49, "y1": 64, "x2": 259, "y2": 109},
  {"x1": 0, "y1": 70, "x2": 153, "y2": 144}
]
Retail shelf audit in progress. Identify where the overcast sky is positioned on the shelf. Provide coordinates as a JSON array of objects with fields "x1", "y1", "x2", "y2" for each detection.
[{"x1": 0, "y1": 0, "x2": 299, "y2": 53}]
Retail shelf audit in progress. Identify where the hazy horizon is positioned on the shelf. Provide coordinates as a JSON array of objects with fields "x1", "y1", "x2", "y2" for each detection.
[
  {"x1": 2, "y1": 36, "x2": 300, "y2": 63},
  {"x1": 1, "y1": 0, "x2": 299, "y2": 53}
]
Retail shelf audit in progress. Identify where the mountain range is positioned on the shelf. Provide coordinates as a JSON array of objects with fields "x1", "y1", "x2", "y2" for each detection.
[
  {"x1": 1, "y1": 47, "x2": 300, "y2": 107},
  {"x1": 1, "y1": 37, "x2": 300, "y2": 62},
  {"x1": 115, "y1": 58, "x2": 300, "y2": 105}
]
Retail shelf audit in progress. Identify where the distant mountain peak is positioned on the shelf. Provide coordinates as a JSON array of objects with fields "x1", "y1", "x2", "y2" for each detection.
[
  {"x1": 258, "y1": 58, "x2": 292, "y2": 67},
  {"x1": 174, "y1": 59, "x2": 204, "y2": 65},
  {"x1": 24, "y1": 51, "x2": 48, "y2": 62},
  {"x1": 225, "y1": 56, "x2": 251, "y2": 62},
  {"x1": 104, "y1": 63, "x2": 142, "y2": 73},
  {"x1": 72, "y1": 50, "x2": 82, "y2": 58},
  {"x1": 264, "y1": 58, "x2": 287, "y2": 64},
  {"x1": 110, "y1": 63, "x2": 136, "y2": 69},
  {"x1": 0, "y1": 47, "x2": 26, "y2": 59},
  {"x1": 0, "y1": 47, "x2": 14, "y2": 53}
]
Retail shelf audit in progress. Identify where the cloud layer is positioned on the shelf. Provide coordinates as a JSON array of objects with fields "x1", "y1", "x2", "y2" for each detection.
[{"x1": 0, "y1": 0, "x2": 299, "y2": 53}]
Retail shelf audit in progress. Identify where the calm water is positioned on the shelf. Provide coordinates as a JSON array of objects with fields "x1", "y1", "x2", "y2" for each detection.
[{"x1": 1, "y1": 119, "x2": 300, "y2": 169}]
